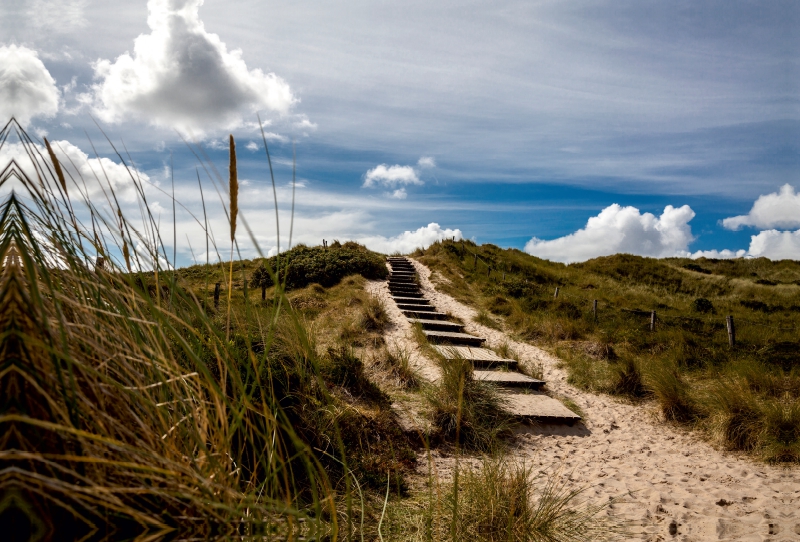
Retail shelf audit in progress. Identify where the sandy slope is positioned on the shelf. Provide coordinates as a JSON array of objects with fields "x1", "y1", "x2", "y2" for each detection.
[{"x1": 366, "y1": 259, "x2": 799, "y2": 542}]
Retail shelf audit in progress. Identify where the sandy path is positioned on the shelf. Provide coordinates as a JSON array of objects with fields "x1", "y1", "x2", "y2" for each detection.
[{"x1": 369, "y1": 259, "x2": 800, "y2": 542}]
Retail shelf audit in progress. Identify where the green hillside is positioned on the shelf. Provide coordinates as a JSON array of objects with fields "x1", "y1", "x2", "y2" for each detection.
[{"x1": 415, "y1": 240, "x2": 800, "y2": 462}]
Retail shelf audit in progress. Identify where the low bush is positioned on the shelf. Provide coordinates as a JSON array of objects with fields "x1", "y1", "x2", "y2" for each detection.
[{"x1": 252, "y1": 243, "x2": 388, "y2": 291}]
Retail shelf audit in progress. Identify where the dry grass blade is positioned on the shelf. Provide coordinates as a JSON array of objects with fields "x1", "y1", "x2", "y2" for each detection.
[{"x1": 44, "y1": 137, "x2": 67, "y2": 194}]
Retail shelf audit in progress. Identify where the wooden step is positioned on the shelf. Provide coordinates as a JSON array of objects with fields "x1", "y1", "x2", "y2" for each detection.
[
  {"x1": 389, "y1": 286, "x2": 419, "y2": 293},
  {"x1": 432, "y1": 345, "x2": 518, "y2": 369},
  {"x1": 396, "y1": 303, "x2": 435, "y2": 312},
  {"x1": 407, "y1": 318, "x2": 464, "y2": 332},
  {"x1": 389, "y1": 283, "x2": 419, "y2": 290},
  {"x1": 389, "y1": 290, "x2": 425, "y2": 299},
  {"x1": 502, "y1": 393, "x2": 581, "y2": 425},
  {"x1": 474, "y1": 370, "x2": 544, "y2": 389},
  {"x1": 392, "y1": 296, "x2": 430, "y2": 305},
  {"x1": 401, "y1": 310, "x2": 448, "y2": 320},
  {"x1": 423, "y1": 330, "x2": 485, "y2": 347}
]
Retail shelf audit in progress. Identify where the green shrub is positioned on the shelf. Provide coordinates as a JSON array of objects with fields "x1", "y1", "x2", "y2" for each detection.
[
  {"x1": 691, "y1": 297, "x2": 714, "y2": 313},
  {"x1": 252, "y1": 243, "x2": 388, "y2": 291}
]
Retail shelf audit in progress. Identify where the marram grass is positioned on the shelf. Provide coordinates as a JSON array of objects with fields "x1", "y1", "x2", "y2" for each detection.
[{"x1": 0, "y1": 119, "x2": 619, "y2": 541}]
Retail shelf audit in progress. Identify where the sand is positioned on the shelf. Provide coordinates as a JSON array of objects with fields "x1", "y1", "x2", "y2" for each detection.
[{"x1": 366, "y1": 259, "x2": 800, "y2": 541}]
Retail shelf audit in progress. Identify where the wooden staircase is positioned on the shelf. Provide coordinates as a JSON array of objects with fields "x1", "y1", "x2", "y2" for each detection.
[{"x1": 386, "y1": 257, "x2": 580, "y2": 424}]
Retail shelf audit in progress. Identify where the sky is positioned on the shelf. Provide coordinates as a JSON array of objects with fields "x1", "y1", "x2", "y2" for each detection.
[{"x1": 1, "y1": 0, "x2": 799, "y2": 265}]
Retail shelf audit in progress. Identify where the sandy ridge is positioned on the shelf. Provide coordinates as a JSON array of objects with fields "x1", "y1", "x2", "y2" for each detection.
[{"x1": 367, "y1": 258, "x2": 799, "y2": 542}]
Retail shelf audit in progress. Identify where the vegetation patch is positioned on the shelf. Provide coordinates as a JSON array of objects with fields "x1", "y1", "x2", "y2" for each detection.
[{"x1": 415, "y1": 239, "x2": 800, "y2": 462}]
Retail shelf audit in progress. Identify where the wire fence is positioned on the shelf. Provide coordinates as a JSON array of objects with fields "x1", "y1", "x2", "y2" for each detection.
[{"x1": 441, "y1": 238, "x2": 799, "y2": 346}]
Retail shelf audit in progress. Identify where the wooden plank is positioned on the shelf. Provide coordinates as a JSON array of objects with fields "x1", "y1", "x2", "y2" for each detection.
[
  {"x1": 396, "y1": 303, "x2": 435, "y2": 311},
  {"x1": 407, "y1": 318, "x2": 464, "y2": 332},
  {"x1": 401, "y1": 310, "x2": 449, "y2": 320},
  {"x1": 391, "y1": 296, "x2": 430, "y2": 305},
  {"x1": 423, "y1": 330, "x2": 485, "y2": 346},
  {"x1": 433, "y1": 345, "x2": 512, "y2": 363},
  {"x1": 474, "y1": 370, "x2": 544, "y2": 389},
  {"x1": 503, "y1": 394, "x2": 581, "y2": 424}
]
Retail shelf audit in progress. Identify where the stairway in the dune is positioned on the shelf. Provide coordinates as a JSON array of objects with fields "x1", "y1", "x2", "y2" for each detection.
[{"x1": 385, "y1": 256, "x2": 580, "y2": 424}]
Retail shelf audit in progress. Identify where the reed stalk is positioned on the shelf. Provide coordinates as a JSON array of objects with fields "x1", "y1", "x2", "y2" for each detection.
[{"x1": 227, "y1": 134, "x2": 238, "y2": 341}]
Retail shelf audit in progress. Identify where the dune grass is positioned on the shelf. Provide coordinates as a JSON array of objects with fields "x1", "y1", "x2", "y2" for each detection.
[
  {"x1": 0, "y1": 120, "x2": 621, "y2": 541},
  {"x1": 415, "y1": 239, "x2": 800, "y2": 462}
]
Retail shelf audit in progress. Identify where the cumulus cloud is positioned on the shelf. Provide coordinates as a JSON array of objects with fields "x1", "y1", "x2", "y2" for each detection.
[
  {"x1": 692, "y1": 230, "x2": 800, "y2": 260},
  {"x1": 525, "y1": 204, "x2": 696, "y2": 263},
  {"x1": 359, "y1": 223, "x2": 462, "y2": 254},
  {"x1": 690, "y1": 249, "x2": 747, "y2": 259},
  {"x1": 0, "y1": 139, "x2": 147, "y2": 204},
  {"x1": 417, "y1": 156, "x2": 436, "y2": 168},
  {"x1": 362, "y1": 164, "x2": 422, "y2": 188},
  {"x1": 0, "y1": 45, "x2": 59, "y2": 127},
  {"x1": 48, "y1": 140, "x2": 148, "y2": 203},
  {"x1": 746, "y1": 229, "x2": 800, "y2": 260},
  {"x1": 91, "y1": 0, "x2": 295, "y2": 133},
  {"x1": 389, "y1": 188, "x2": 407, "y2": 199},
  {"x1": 721, "y1": 184, "x2": 800, "y2": 231}
]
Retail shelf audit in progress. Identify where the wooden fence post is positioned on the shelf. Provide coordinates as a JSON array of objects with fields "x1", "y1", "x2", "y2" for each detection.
[
  {"x1": 502, "y1": 272, "x2": 505, "y2": 281},
  {"x1": 474, "y1": 253, "x2": 477, "y2": 267},
  {"x1": 650, "y1": 310, "x2": 656, "y2": 332},
  {"x1": 726, "y1": 315, "x2": 736, "y2": 347},
  {"x1": 95, "y1": 256, "x2": 105, "y2": 271},
  {"x1": 593, "y1": 299, "x2": 598, "y2": 321},
  {"x1": 487, "y1": 267, "x2": 491, "y2": 277},
  {"x1": 554, "y1": 287, "x2": 559, "y2": 299},
  {"x1": 214, "y1": 282, "x2": 221, "y2": 308}
]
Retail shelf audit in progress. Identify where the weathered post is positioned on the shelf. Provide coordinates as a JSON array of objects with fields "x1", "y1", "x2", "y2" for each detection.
[
  {"x1": 95, "y1": 256, "x2": 105, "y2": 271},
  {"x1": 554, "y1": 287, "x2": 559, "y2": 299},
  {"x1": 726, "y1": 315, "x2": 736, "y2": 347},
  {"x1": 650, "y1": 310, "x2": 656, "y2": 332},
  {"x1": 474, "y1": 253, "x2": 478, "y2": 267},
  {"x1": 502, "y1": 272, "x2": 505, "y2": 281},
  {"x1": 593, "y1": 299, "x2": 598, "y2": 321},
  {"x1": 214, "y1": 282, "x2": 221, "y2": 308},
  {"x1": 487, "y1": 266, "x2": 491, "y2": 277}
]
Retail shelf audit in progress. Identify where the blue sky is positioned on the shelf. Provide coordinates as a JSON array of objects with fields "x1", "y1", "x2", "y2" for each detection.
[{"x1": 1, "y1": 0, "x2": 799, "y2": 264}]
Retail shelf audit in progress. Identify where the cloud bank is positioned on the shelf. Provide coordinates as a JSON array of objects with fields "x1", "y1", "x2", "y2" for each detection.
[
  {"x1": 0, "y1": 45, "x2": 59, "y2": 127},
  {"x1": 359, "y1": 223, "x2": 462, "y2": 254},
  {"x1": 722, "y1": 184, "x2": 800, "y2": 231},
  {"x1": 525, "y1": 204, "x2": 696, "y2": 263},
  {"x1": 91, "y1": 0, "x2": 295, "y2": 133}
]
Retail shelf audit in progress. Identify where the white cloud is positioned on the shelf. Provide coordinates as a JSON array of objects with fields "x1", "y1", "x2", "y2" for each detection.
[
  {"x1": 0, "y1": 45, "x2": 59, "y2": 127},
  {"x1": 0, "y1": 140, "x2": 148, "y2": 205},
  {"x1": 362, "y1": 164, "x2": 422, "y2": 188},
  {"x1": 246, "y1": 141, "x2": 258, "y2": 151},
  {"x1": 417, "y1": 156, "x2": 436, "y2": 168},
  {"x1": 388, "y1": 188, "x2": 407, "y2": 199},
  {"x1": 746, "y1": 229, "x2": 800, "y2": 260},
  {"x1": 525, "y1": 204, "x2": 696, "y2": 263},
  {"x1": 690, "y1": 249, "x2": 747, "y2": 259},
  {"x1": 721, "y1": 184, "x2": 800, "y2": 231},
  {"x1": 358, "y1": 223, "x2": 462, "y2": 254},
  {"x1": 91, "y1": 0, "x2": 296, "y2": 133},
  {"x1": 48, "y1": 140, "x2": 148, "y2": 203},
  {"x1": 692, "y1": 230, "x2": 800, "y2": 260}
]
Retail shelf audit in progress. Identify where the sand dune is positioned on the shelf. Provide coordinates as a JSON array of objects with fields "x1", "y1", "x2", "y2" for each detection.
[{"x1": 367, "y1": 259, "x2": 799, "y2": 541}]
